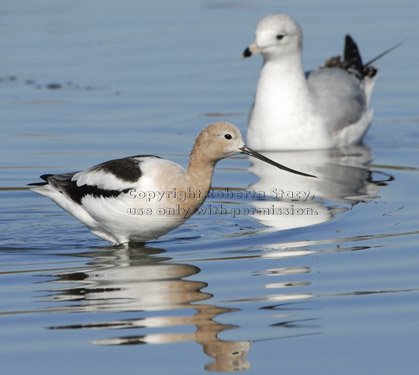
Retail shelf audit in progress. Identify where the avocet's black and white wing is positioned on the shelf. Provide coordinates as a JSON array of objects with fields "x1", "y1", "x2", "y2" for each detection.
[
  {"x1": 29, "y1": 155, "x2": 165, "y2": 243},
  {"x1": 30, "y1": 155, "x2": 160, "y2": 204}
]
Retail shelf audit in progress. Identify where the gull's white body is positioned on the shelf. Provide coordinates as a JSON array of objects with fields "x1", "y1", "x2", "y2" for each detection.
[{"x1": 245, "y1": 13, "x2": 378, "y2": 150}]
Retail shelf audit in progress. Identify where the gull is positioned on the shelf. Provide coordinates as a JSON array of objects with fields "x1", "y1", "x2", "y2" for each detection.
[
  {"x1": 243, "y1": 13, "x2": 401, "y2": 150},
  {"x1": 29, "y1": 122, "x2": 314, "y2": 244}
]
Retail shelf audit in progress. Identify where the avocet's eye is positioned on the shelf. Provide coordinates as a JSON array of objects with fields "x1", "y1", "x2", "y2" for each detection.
[
  {"x1": 276, "y1": 34, "x2": 284, "y2": 40},
  {"x1": 224, "y1": 134, "x2": 232, "y2": 140}
]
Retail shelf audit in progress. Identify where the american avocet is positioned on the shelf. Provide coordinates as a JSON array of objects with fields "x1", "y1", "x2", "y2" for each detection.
[
  {"x1": 29, "y1": 122, "x2": 314, "y2": 244},
  {"x1": 243, "y1": 13, "x2": 401, "y2": 151}
]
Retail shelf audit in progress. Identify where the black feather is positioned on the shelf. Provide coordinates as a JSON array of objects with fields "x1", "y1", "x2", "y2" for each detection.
[
  {"x1": 64, "y1": 180, "x2": 131, "y2": 205},
  {"x1": 321, "y1": 34, "x2": 378, "y2": 79},
  {"x1": 29, "y1": 155, "x2": 161, "y2": 204},
  {"x1": 344, "y1": 35, "x2": 364, "y2": 75}
]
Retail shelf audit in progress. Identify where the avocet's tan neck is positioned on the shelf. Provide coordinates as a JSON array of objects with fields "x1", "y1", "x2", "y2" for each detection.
[{"x1": 186, "y1": 143, "x2": 217, "y2": 197}]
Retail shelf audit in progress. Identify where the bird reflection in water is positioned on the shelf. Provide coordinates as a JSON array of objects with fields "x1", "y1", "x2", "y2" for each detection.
[
  {"x1": 45, "y1": 245, "x2": 251, "y2": 372},
  {"x1": 246, "y1": 145, "x2": 394, "y2": 232}
]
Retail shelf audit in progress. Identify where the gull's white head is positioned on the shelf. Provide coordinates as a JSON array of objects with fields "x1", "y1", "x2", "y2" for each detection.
[{"x1": 243, "y1": 13, "x2": 303, "y2": 61}]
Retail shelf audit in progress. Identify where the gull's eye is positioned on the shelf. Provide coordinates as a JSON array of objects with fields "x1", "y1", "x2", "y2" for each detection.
[
  {"x1": 224, "y1": 134, "x2": 232, "y2": 140},
  {"x1": 276, "y1": 34, "x2": 284, "y2": 40}
]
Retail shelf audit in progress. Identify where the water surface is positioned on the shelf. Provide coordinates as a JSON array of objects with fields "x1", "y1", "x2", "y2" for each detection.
[{"x1": 1, "y1": 0, "x2": 419, "y2": 374}]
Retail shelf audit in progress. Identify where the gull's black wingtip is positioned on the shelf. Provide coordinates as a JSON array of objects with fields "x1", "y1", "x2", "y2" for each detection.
[{"x1": 344, "y1": 34, "x2": 364, "y2": 73}]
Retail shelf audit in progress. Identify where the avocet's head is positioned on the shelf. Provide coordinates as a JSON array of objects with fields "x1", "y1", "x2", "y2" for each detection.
[
  {"x1": 192, "y1": 122, "x2": 314, "y2": 177},
  {"x1": 243, "y1": 13, "x2": 303, "y2": 61},
  {"x1": 191, "y1": 122, "x2": 246, "y2": 163}
]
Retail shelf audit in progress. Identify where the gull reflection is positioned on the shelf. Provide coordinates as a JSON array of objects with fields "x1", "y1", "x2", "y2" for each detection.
[
  {"x1": 45, "y1": 245, "x2": 251, "y2": 372},
  {"x1": 231, "y1": 266, "x2": 314, "y2": 305},
  {"x1": 247, "y1": 145, "x2": 393, "y2": 232}
]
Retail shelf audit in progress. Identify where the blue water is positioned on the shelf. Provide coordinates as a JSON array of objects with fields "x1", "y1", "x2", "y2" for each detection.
[{"x1": 1, "y1": 0, "x2": 419, "y2": 374}]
